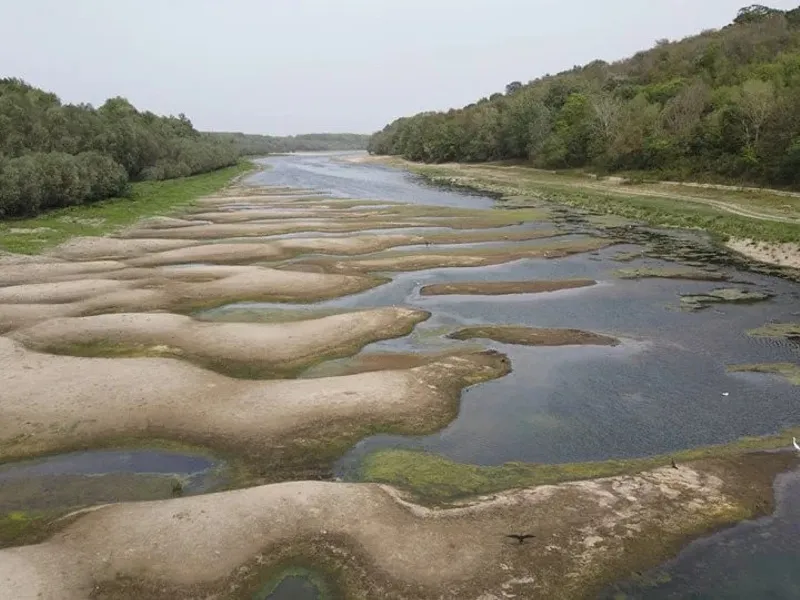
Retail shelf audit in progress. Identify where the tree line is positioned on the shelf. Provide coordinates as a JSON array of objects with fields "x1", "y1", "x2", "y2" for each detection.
[
  {"x1": 207, "y1": 132, "x2": 371, "y2": 155},
  {"x1": 368, "y1": 5, "x2": 800, "y2": 188},
  {"x1": 0, "y1": 79, "x2": 239, "y2": 218}
]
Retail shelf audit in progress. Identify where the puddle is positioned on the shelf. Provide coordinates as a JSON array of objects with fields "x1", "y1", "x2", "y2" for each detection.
[
  {"x1": 0, "y1": 449, "x2": 226, "y2": 513},
  {"x1": 599, "y1": 466, "x2": 800, "y2": 599},
  {"x1": 255, "y1": 569, "x2": 328, "y2": 600}
]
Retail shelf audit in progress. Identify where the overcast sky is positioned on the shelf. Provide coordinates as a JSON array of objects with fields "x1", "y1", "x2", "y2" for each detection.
[{"x1": 2, "y1": 0, "x2": 797, "y2": 135}]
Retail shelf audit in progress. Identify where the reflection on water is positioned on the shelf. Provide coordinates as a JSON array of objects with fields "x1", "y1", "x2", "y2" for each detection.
[{"x1": 599, "y1": 467, "x2": 800, "y2": 599}]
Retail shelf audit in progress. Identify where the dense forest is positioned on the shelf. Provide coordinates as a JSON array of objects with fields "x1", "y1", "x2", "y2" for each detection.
[
  {"x1": 0, "y1": 79, "x2": 240, "y2": 218},
  {"x1": 369, "y1": 5, "x2": 800, "y2": 187},
  {"x1": 207, "y1": 132, "x2": 370, "y2": 155}
]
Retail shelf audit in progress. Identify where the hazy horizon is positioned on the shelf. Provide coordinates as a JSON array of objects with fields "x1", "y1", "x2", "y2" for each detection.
[{"x1": 2, "y1": 0, "x2": 798, "y2": 136}]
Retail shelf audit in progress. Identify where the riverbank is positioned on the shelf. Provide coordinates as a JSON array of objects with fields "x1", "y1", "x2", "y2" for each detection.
[
  {"x1": 353, "y1": 155, "x2": 800, "y2": 270},
  {"x1": 0, "y1": 161, "x2": 255, "y2": 255}
]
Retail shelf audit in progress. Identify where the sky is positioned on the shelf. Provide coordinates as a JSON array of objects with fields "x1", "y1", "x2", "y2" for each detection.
[{"x1": 2, "y1": 0, "x2": 798, "y2": 135}]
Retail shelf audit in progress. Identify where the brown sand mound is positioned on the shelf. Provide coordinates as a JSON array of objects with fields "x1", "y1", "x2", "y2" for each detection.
[
  {"x1": 421, "y1": 279, "x2": 597, "y2": 296},
  {"x1": 50, "y1": 237, "x2": 199, "y2": 261},
  {"x1": 0, "y1": 261, "x2": 126, "y2": 286},
  {"x1": 287, "y1": 238, "x2": 614, "y2": 274},
  {"x1": 0, "y1": 279, "x2": 134, "y2": 304},
  {"x1": 0, "y1": 267, "x2": 385, "y2": 332},
  {"x1": 0, "y1": 337, "x2": 508, "y2": 462},
  {"x1": 449, "y1": 326, "x2": 620, "y2": 346},
  {"x1": 13, "y1": 308, "x2": 430, "y2": 377},
  {"x1": 0, "y1": 454, "x2": 787, "y2": 600}
]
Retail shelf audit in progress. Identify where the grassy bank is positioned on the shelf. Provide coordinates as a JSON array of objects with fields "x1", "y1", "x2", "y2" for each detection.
[
  {"x1": 372, "y1": 157, "x2": 800, "y2": 245},
  {"x1": 0, "y1": 161, "x2": 256, "y2": 254},
  {"x1": 361, "y1": 425, "x2": 800, "y2": 504}
]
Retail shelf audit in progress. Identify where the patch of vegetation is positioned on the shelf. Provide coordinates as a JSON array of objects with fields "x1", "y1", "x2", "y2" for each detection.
[
  {"x1": 746, "y1": 322, "x2": 800, "y2": 338},
  {"x1": 448, "y1": 325, "x2": 619, "y2": 346},
  {"x1": 615, "y1": 266, "x2": 728, "y2": 281},
  {"x1": 0, "y1": 161, "x2": 254, "y2": 254},
  {"x1": 207, "y1": 131, "x2": 370, "y2": 155},
  {"x1": 360, "y1": 426, "x2": 800, "y2": 504},
  {"x1": 0, "y1": 79, "x2": 240, "y2": 219},
  {"x1": 368, "y1": 7, "x2": 800, "y2": 190},
  {"x1": 728, "y1": 363, "x2": 800, "y2": 385},
  {"x1": 679, "y1": 288, "x2": 772, "y2": 310}
]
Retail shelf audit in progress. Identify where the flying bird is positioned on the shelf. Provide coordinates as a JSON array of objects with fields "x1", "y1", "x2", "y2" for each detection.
[
  {"x1": 506, "y1": 534, "x2": 536, "y2": 545},
  {"x1": 793, "y1": 437, "x2": 800, "y2": 452}
]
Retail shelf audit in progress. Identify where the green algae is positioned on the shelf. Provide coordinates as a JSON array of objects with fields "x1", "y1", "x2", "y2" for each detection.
[
  {"x1": 679, "y1": 288, "x2": 773, "y2": 311},
  {"x1": 615, "y1": 267, "x2": 729, "y2": 281},
  {"x1": 360, "y1": 427, "x2": 800, "y2": 504},
  {"x1": 728, "y1": 363, "x2": 800, "y2": 385},
  {"x1": 746, "y1": 322, "x2": 800, "y2": 338}
]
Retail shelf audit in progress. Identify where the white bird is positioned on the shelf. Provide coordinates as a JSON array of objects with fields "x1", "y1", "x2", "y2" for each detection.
[{"x1": 793, "y1": 437, "x2": 800, "y2": 452}]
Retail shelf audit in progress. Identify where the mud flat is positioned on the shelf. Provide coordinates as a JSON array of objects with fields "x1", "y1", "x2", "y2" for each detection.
[
  {"x1": 421, "y1": 279, "x2": 597, "y2": 296},
  {"x1": 12, "y1": 308, "x2": 430, "y2": 378},
  {"x1": 0, "y1": 337, "x2": 508, "y2": 477},
  {"x1": 49, "y1": 237, "x2": 201, "y2": 261},
  {"x1": 448, "y1": 325, "x2": 620, "y2": 347},
  {"x1": 286, "y1": 238, "x2": 615, "y2": 275},
  {"x1": 0, "y1": 266, "x2": 385, "y2": 333},
  {"x1": 0, "y1": 453, "x2": 792, "y2": 600}
]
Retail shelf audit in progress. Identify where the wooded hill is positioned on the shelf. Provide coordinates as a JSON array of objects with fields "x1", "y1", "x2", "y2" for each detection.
[
  {"x1": 0, "y1": 79, "x2": 240, "y2": 218},
  {"x1": 207, "y1": 132, "x2": 371, "y2": 155},
  {"x1": 368, "y1": 5, "x2": 800, "y2": 187}
]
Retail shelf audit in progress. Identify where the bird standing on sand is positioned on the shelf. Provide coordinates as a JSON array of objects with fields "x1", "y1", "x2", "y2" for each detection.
[
  {"x1": 793, "y1": 437, "x2": 800, "y2": 452},
  {"x1": 671, "y1": 458, "x2": 678, "y2": 469},
  {"x1": 506, "y1": 534, "x2": 536, "y2": 545}
]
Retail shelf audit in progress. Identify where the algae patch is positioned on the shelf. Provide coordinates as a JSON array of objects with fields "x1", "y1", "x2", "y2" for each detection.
[
  {"x1": 727, "y1": 363, "x2": 800, "y2": 385},
  {"x1": 746, "y1": 322, "x2": 800, "y2": 339},
  {"x1": 679, "y1": 288, "x2": 772, "y2": 311},
  {"x1": 615, "y1": 267, "x2": 728, "y2": 281},
  {"x1": 448, "y1": 325, "x2": 620, "y2": 347},
  {"x1": 421, "y1": 279, "x2": 596, "y2": 296}
]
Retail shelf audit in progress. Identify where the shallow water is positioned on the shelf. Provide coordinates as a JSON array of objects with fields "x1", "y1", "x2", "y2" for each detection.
[
  {"x1": 0, "y1": 450, "x2": 225, "y2": 512},
  {"x1": 249, "y1": 154, "x2": 799, "y2": 596},
  {"x1": 260, "y1": 575, "x2": 323, "y2": 600},
  {"x1": 237, "y1": 155, "x2": 800, "y2": 472},
  {"x1": 598, "y1": 466, "x2": 800, "y2": 599}
]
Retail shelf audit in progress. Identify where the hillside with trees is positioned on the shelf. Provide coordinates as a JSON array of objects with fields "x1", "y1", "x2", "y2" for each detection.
[
  {"x1": 0, "y1": 79, "x2": 239, "y2": 218},
  {"x1": 207, "y1": 132, "x2": 371, "y2": 155},
  {"x1": 368, "y1": 5, "x2": 800, "y2": 188}
]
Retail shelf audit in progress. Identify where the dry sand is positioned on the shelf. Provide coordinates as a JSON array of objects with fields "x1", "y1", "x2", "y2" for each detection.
[
  {"x1": 12, "y1": 307, "x2": 430, "y2": 376},
  {"x1": 0, "y1": 337, "x2": 506, "y2": 462},
  {"x1": 726, "y1": 237, "x2": 800, "y2": 270}
]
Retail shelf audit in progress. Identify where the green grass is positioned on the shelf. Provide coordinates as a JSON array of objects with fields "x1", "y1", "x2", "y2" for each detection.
[
  {"x1": 407, "y1": 162, "x2": 800, "y2": 244},
  {"x1": 0, "y1": 161, "x2": 255, "y2": 254},
  {"x1": 360, "y1": 426, "x2": 800, "y2": 504},
  {"x1": 727, "y1": 363, "x2": 800, "y2": 385}
]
